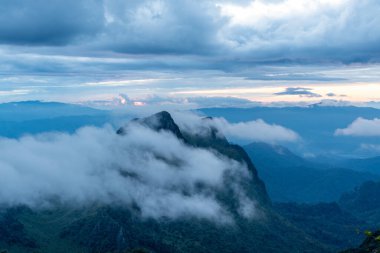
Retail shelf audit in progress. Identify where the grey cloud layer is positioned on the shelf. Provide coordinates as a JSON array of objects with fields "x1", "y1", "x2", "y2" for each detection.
[
  {"x1": 1, "y1": 0, "x2": 379, "y2": 103},
  {"x1": 100, "y1": 0, "x2": 224, "y2": 54},
  {"x1": 0, "y1": 0, "x2": 379, "y2": 62},
  {"x1": 0, "y1": 123, "x2": 257, "y2": 221},
  {"x1": 0, "y1": 0, "x2": 104, "y2": 45}
]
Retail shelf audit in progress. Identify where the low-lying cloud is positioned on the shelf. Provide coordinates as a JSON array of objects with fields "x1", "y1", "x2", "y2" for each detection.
[
  {"x1": 0, "y1": 122, "x2": 257, "y2": 222},
  {"x1": 335, "y1": 117, "x2": 380, "y2": 136},
  {"x1": 173, "y1": 112, "x2": 300, "y2": 143}
]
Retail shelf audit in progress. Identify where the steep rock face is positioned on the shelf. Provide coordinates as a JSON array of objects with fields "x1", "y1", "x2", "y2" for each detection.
[
  {"x1": 117, "y1": 111, "x2": 184, "y2": 140},
  {"x1": 56, "y1": 111, "x2": 326, "y2": 253},
  {"x1": 118, "y1": 111, "x2": 270, "y2": 206},
  {"x1": 1, "y1": 111, "x2": 328, "y2": 253},
  {"x1": 341, "y1": 231, "x2": 380, "y2": 253}
]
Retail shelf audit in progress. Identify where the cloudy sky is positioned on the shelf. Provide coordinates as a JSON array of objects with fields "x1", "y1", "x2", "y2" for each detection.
[{"x1": 1, "y1": 0, "x2": 380, "y2": 106}]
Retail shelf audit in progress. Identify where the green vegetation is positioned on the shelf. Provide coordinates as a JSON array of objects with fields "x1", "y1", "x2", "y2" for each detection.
[
  {"x1": 1, "y1": 111, "x2": 378, "y2": 253},
  {"x1": 341, "y1": 230, "x2": 380, "y2": 253}
]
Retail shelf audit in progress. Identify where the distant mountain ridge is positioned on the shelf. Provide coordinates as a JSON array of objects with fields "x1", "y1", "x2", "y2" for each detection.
[
  {"x1": 200, "y1": 106, "x2": 380, "y2": 158},
  {"x1": 339, "y1": 181, "x2": 380, "y2": 227},
  {"x1": 0, "y1": 101, "x2": 103, "y2": 121},
  {"x1": 338, "y1": 156, "x2": 380, "y2": 175},
  {"x1": 0, "y1": 111, "x2": 329, "y2": 253},
  {"x1": 0, "y1": 101, "x2": 111, "y2": 138},
  {"x1": 1, "y1": 103, "x2": 380, "y2": 252},
  {"x1": 243, "y1": 142, "x2": 379, "y2": 203}
]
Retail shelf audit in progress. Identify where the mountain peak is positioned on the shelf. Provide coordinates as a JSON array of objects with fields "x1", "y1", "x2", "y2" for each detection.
[{"x1": 117, "y1": 111, "x2": 184, "y2": 140}]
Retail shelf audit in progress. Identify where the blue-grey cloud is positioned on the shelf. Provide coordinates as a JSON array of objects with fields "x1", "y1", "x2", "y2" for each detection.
[
  {"x1": 98, "y1": 0, "x2": 225, "y2": 54},
  {"x1": 0, "y1": 0, "x2": 379, "y2": 62},
  {"x1": 0, "y1": 0, "x2": 104, "y2": 45},
  {"x1": 326, "y1": 92, "x2": 337, "y2": 97},
  {"x1": 94, "y1": 0, "x2": 380, "y2": 61},
  {"x1": 274, "y1": 87, "x2": 322, "y2": 98},
  {"x1": 0, "y1": 0, "x2": 380, "y2": 103}
]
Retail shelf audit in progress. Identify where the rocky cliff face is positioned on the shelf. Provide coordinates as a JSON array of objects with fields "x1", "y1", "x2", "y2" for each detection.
[
  {"x1": 58, "y1": 111, "x2": 323, "y2": 253},
  {"x1": 117, "y1": 111, "x2": 270, "y2": 207},
  {"x1": 0, "y1": 111, "x2": 328, "y2": 253}
]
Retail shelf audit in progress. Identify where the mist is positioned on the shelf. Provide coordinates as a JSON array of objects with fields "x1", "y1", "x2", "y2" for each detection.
[
  {"x1": 335, "y1": 117, "x2": 380, "y2": 136},
  {"x1": 173, "y1": 111, "x2": 300, "y2": 143},
  {"x1": 0, "y1": 121, "x2": 257, "y2": 222}
]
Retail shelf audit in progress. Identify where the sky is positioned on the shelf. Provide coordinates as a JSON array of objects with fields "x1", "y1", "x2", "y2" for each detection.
[{"x1": 0, "y1": 0, "x2": 380, "y2": 107}]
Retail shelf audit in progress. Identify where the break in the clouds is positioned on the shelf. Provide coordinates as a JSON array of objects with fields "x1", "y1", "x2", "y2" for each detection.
[
  {"x1": 274, "y1": 87, "x2": 322, "y2": 98},
  {"x1": 0, "y1": 122, "x2": 258, "y2": 222},
  {"x1": 335, "y1": 117, "x2": 380, "y2": 136}
]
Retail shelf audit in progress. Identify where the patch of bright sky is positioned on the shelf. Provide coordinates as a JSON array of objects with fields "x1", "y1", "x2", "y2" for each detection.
[
  {"x1": 171, "y1": 83, "x2": 380, "y2": 103},
  {"x1": 219, "y1": 0, "x2": 347, "y2": 27},
  {"x1": 1, "y1": 47, "x2": 380, "y2": 105},
  {"x1": 2, "y1": 67, "x2": 380, "y2": 105}
]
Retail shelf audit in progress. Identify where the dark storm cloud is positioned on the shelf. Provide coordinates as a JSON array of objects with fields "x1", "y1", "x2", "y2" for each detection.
[
  {"x1": 99, "y1": 0, "x2": 226, "y2": 54},
  {"x1": 0, "y1": 0, "x2": 380, "y2": 102},
  {"x1": 0, "y1": 0, "x2": 104, "y2": 45},
  {"x1": 0, "y1": 0, "x2": 379, "y2": 61},
  {"x1": 274, "y1": 87, "x2": 322, "y2": 98}
]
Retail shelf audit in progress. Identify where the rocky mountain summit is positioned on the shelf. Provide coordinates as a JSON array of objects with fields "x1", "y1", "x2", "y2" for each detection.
[{"x1": 0, "y1": 111, "x2": 338, "y2": 253}]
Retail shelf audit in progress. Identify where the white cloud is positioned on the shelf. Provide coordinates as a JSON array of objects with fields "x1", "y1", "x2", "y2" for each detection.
[
  {"x1": 218, "y1": 0, "x2": 380, "y2": 60},
  {"x1": 0, "y1": 122, "x2": 258, "y2": 222},
  {"x1": 220, "y1": 0, "x2": 346, "y2": 28},
  {"x1": 213, "y1": 118, "x2": 300, "y2": 143},
  {"x1": 335, "y1": 117, "x2": 380, "y2": 136},
  {"x1": 173, "y1": 111, "x2": 299, "y2": 143}
]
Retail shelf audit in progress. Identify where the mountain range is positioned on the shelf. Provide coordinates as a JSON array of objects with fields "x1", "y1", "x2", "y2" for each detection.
[
  {"x1": 1, "y1": 102, "x2": 380, "y2": 252},
  {"x1": 243, "y1": 142, "x2": 379, "y2": 203},
  {"x1": 200, "y1": 106, "x2": 380, "y2": 158},
  {"x1": 0, "y1": 111, "x2": 328, "y2": 253}
]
